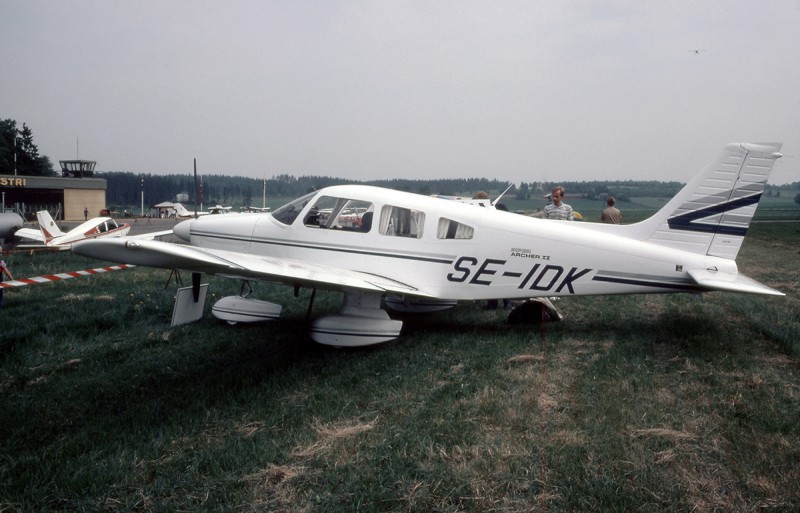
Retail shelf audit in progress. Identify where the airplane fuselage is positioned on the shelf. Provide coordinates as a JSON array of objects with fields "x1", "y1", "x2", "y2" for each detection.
[
  {"x1": 180, "y1": 185, "x2": 731, "y2": 301},
  {"x1": 50, "y1": 218, "x2": 131, "y2": 246}
]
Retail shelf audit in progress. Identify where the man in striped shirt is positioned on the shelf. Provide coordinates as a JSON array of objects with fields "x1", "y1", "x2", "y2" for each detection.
[{"x1": 543, "y1": 186, "x2": 575, "y2": 221}]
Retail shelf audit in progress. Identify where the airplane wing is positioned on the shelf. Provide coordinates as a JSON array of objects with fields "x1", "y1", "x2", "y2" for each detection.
[
  {"x1": 72, "y1": 238, "x2": 430, "y2": 296},
  {"x1": 687, "y1": 268, "x2": 784, "y2": 296}
]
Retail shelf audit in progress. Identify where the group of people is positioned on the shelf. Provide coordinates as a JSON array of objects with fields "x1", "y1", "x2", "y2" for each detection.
[{"x1": 543, "y1": 186, "x2": 622, "y2": 224}]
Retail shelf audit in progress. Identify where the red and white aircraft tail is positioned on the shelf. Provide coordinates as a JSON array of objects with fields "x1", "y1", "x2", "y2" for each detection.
[{"x1": 36, "y1": 210, "x2": 66, "y2": 243}]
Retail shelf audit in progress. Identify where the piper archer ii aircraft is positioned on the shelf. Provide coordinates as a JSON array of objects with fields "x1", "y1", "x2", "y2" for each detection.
[
  {"x1": 72, "y1": 143, "x2": 785, "y2": 347},
  {"x1": 15, "y1": 210, "x2": 132, "y2": 250}
]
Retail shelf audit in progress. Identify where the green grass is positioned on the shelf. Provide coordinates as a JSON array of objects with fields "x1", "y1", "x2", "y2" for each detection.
[{"x1": 1, "y1": 223, "x2": 799, "y2": 512}]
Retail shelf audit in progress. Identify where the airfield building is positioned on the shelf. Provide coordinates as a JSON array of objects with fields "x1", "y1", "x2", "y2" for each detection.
[{"x1": 0, "y1": 160, "x2": 108, "y2": 221}]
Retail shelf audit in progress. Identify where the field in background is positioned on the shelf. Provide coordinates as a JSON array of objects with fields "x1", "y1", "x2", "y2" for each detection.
[
  {"x1": 1, "y1": 223, "x2": 798, "y2": 512},
  {"x1": 500, "y1": 193, "x2": 800, "y2": 223}
]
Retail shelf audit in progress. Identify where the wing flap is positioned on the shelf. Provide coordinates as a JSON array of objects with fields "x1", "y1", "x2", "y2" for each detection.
[
  {"x1": 687, "y1": 268, "x2": 784, "y2": 296},
  {"x1": 72, "y1": 238, "x2": 427, "y2": 296}
]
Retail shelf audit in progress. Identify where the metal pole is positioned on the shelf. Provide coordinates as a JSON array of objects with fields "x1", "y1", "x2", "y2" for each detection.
[
  {"x1": 140, "y1": 177, "x2": 144, "y2": 217},
  {"x1": 193, "y1": 159, "x2": 198, "y2": 218}
]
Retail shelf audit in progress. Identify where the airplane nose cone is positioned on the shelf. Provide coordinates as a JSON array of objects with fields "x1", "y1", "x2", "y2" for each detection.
[{"x1": 174, "y1": 219, "x2": 194, "y2": 242}]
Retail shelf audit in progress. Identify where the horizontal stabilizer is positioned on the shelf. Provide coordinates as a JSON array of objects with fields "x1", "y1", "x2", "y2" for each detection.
[
  {"x1": 14, "y1": 227, "x2": 45, "y2": 243},
  {"x1": 687, "y1": 268, "x2": 784, "y2": 296}
]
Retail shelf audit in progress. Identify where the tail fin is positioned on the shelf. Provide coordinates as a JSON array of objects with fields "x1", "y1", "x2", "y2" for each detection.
[
  {"x1": 36, "y1": 210, "x2": 65, "y2": 243},
  {"x1": 173, "y1": 203, "x2": 191, "y2": 217},
  {"x1": 632, "y1": 143, "x2": 782, "y2": 260}
]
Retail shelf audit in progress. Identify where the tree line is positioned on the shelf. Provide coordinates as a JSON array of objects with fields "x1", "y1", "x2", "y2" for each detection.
[
  {"x1": 98, "y1": 171, "x2": 697, "y2": 209},
  {"x1": 99, "y1": 172, "x2": 519, "y2": 208},
  {"x1": 3, "y1": 116, "x2": 795, "y2": 206},
  {"x1": 0, "y1": 119, "x2": 55, "y2": 176}
]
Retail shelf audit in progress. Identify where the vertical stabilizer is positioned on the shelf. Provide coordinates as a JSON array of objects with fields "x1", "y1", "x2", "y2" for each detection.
[
  {"x1": 632, "y1": 143, "x2": 782, "y2": 260},
  {"x1": 173, "y1": 203, "x2": 191, "y2": 217},
  {"x1": 36, "y1": 210, "x2": 65, "y2": 243}
]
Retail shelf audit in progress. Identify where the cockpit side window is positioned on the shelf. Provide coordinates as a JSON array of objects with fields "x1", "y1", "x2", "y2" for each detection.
[
  {"x1": 304, "y1": 196, "x2": 374, "y2": 232},
  {"x1": 379, "y1": 205, "x2": 425, "y2": 238},
  {"x1": 271, "y1": 191, "x2": 316, "y2": 226},
  {"x1": 437, "y1": 218, "x2": 474, "y2": 239}
]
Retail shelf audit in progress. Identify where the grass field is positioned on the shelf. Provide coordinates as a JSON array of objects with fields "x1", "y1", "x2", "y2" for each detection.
[{"x1": 1, "y1": 223, "x2": 798, "y2": 512}]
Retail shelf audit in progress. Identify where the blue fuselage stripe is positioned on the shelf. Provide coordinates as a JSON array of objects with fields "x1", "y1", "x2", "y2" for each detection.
[
  {"x1": 192, "y1": 232, "x2": 454, "y2": 264},
  {"x1": 592, "y1": 275, "x2": 702, "y2": 291}
]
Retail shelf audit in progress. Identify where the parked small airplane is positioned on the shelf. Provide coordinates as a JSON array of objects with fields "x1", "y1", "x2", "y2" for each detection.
[
  {"x1": 15, "y1": 211, "x2": 132, "y2": 249},
  {"x1": 73, "y1": 143, "x2": 784, "y2": 346},
  {"x1": 240, "y1": 206, "x2": 271, "y2": 213},
  {"x1": 173, "y1": 203, "x2": 232, "y2": 218}
]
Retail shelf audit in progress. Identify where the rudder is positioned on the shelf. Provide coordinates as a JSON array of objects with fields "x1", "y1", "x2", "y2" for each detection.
[
  {"x1": 637, "y1": 143, "x2": 782, "y2": 259},
  {"x1": 36, "y1": 210, "x2": 65, "y2": 243}
]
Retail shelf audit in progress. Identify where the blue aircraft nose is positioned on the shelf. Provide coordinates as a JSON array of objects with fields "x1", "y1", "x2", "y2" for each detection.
[{"x1": 174, "y1": 219, "x2": 194, "y2": 241}]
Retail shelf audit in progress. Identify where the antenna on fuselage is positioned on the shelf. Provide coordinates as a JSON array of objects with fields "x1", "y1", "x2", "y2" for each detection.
[{"x1": 492, "y1": 183, "x2": 515, "y2": 207}]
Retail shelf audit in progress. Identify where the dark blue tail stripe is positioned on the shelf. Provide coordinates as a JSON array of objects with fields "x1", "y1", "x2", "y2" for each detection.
[{"x1": 667, "y1": 193, "x2": 761, "y2": 236}]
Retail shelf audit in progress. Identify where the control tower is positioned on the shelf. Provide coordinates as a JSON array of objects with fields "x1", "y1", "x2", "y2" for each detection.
[{"x1": 60, "y1": 159, "x2": 96, "y2": 178}]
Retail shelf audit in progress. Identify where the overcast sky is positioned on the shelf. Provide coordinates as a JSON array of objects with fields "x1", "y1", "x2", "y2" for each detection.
[{"x1": 2, "y1": 1, "x2": 799, "y2": 185}]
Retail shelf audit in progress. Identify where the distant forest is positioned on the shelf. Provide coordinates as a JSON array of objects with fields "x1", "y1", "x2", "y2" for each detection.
[
  {"x1": 99, "y1": 171, "x2": 704, "y2": 209},
  {"x1": 1, "y1": 116, "x2": 797, "y2": 208}
]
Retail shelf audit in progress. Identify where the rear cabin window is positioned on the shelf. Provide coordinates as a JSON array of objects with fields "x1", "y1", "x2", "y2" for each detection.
[
  {"x1": 303, "y1": 196, "x2": 374, "y2": 233},
  {"x1": 437, "y1": 218, "x2": 474, "y2": 239},
  {"x1": 379, "y1": 205, "x2": 425, "y2": 238}
]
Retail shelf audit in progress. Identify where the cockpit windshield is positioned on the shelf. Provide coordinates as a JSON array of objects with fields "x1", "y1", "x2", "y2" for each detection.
[{"x1": 271, "y1": 191, "x2": 317, "y2": 226}]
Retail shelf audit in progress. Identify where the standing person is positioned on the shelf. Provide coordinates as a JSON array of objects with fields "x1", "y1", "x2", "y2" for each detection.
[
  {"x1": 83, "y1": 207, "x2": 89, "y2": 220},
  {"x1": 543, "y1": 186, "x2": 575, "y2": 220},
  {"x1": 601, "y1": 196, "x2": 622, "y2": 224},
  {"x1": 0, "y1": 253, "x2": 13, "y2": 309}
]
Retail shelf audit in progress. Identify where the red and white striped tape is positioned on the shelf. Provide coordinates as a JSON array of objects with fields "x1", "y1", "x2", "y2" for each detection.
[{"x1": 0, "y1": 264, "x2": 135, "y2": 288}]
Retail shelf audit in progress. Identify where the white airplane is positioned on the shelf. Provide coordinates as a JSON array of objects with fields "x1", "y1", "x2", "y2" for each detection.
[
  {"x1": 240, "y1": 206, "x2": 271, "y2": 213},
  {"x1": 15, "y1": 210, "x2": 132, "y2": 249},
  {"x1": 72, "y1": 143, "x2": 784, "y2": 347},
  {"x1": 173, "y1": 203, "x2": 232, "y2": 218}
]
